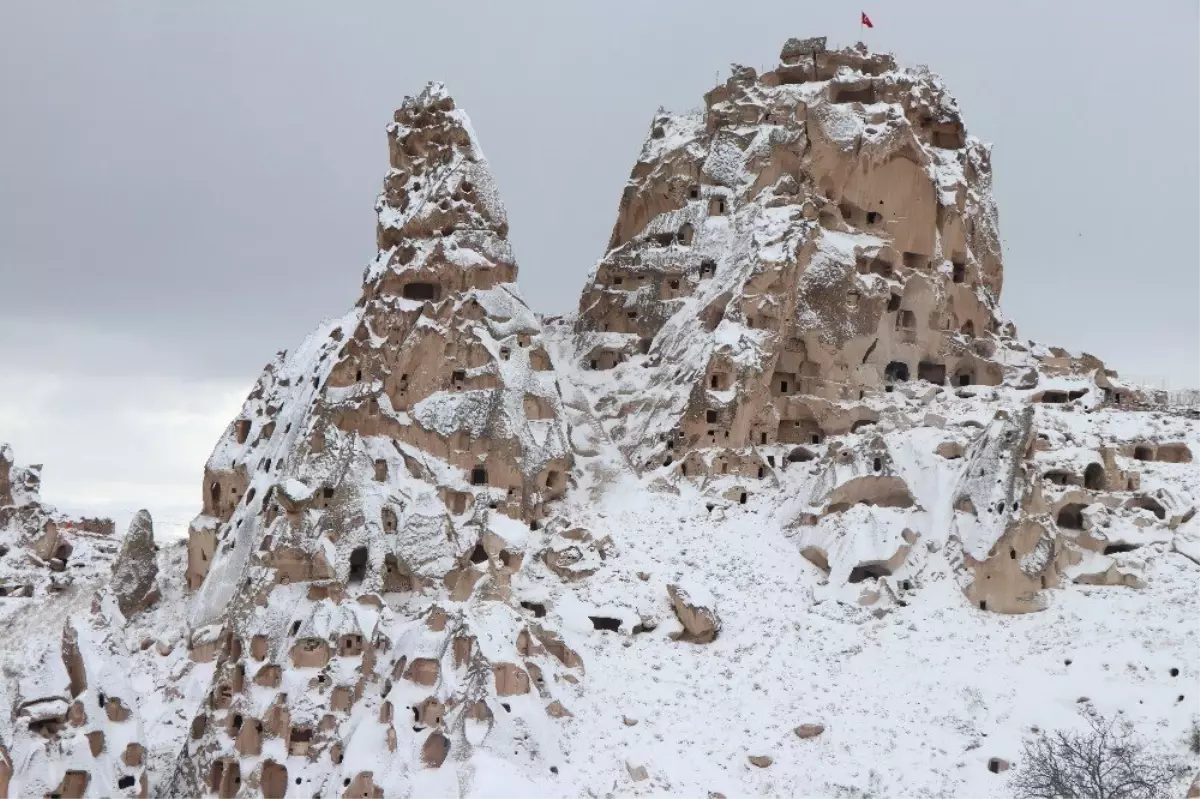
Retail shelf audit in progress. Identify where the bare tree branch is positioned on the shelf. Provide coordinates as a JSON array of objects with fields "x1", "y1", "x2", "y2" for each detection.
[{"x1": 1011, "y1": 712, "x2": 1186, "y2": 799}]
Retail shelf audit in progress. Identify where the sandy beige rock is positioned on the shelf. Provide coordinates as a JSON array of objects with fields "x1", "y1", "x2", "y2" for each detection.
[
  {"x1": 572, "y1": 39, "x2": 1006, "y2": 485},
  {"x1": 159, "y1": 82, "x2": 580, "y2": 799},
  {"x1": 668, "y1": 582, "x2": 721, "y2": 643}
]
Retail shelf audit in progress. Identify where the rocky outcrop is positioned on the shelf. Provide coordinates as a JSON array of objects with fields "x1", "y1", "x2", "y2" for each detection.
[
  {"x1": 111, "y1": 510, "x2": 159, "y2": 617},
  {"x1": 949, "y1": 408, "x2": 1060, "y2": 613},
  {"x1": 557, "y1": 37, "x2": 1192, "y2": 626},
  {"x1": 3, "y1": 34, "x2": 1198, "y2": 799},
  {"x1": 571, "y1": 39, "x2": 1008, "y2": 482},
  {"x1": 167, "y1": 83, "x2": 578, "y2": 799},
  {"x1": 0, "y1": 447, "x2": 149, "y2": 799},
  {"x1": 668, "y1": 581, "x2": 721, "y2": 643}
]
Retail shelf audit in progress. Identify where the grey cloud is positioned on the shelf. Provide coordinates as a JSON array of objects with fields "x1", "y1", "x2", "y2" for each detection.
[{"x1": 0, "y1": 363, "x2": 242, "y2": 539}]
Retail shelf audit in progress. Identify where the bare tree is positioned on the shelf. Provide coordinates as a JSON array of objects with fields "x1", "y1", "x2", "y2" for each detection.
[{"x1": 1011, "y1": 712, "x2": 1185, "y2": 799}]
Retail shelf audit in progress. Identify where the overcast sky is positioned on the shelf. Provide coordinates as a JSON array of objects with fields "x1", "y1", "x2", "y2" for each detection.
[{"x1": 1, "y1": 1, "x2": 1196, "y2": 538}]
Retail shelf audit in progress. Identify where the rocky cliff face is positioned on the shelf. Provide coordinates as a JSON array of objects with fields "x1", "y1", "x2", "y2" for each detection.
[
  {"x1": 572, "y1": 39, "x2": 1005, "y2": 478},
  {"x1": 2, "y1": 38, "x2": 1198, "y2": 799},
  {"x1": 560, "y1": 37, "x2": 1193, "y2": 616},
  {"x1": 168, "y1": 82, "x2": 577, "y2": 798}
]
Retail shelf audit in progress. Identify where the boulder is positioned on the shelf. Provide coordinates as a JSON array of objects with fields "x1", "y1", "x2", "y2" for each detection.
[
  {"x1": 794, "y1": 723, "x2": 825, "y2": 739},
  {"x1": 110, "y1": 510, "x2": 159, "y2": 617},
  {"x1": 667, "y1": 581, "x2": 721, "y2": 643}
]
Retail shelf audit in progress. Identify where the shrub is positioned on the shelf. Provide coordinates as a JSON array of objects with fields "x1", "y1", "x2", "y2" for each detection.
[{"x1": 1011, "y1": 712, "x2": 1185, "y2": 799}]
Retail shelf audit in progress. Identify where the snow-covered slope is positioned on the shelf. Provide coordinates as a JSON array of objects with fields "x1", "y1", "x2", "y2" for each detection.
[
  {"x1": 532, "y1": 372, "x2": 1199, "y2": 796},
  {"x1": 2, "y1": 37, "x2": 1198, "y2": 799},
  {"x1": 0, "y1": 446, "x2": 164, "y2": 798}
]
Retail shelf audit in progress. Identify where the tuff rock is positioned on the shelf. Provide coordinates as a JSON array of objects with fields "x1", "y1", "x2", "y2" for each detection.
[
  {"x1": 1, "y1": 37, "x2": 1197, "y2": 799},
  {"x1": 111, "y1": 510, "x2": 160, "y2": 618}
]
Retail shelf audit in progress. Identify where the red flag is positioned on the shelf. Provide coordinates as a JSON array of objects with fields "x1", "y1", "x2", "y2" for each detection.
[{"x1": 861, "y1": 11, "x2": 874, "y2": 28}]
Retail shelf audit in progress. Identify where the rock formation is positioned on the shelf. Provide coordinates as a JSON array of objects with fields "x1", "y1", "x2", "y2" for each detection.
[
  {"x1": 0, "y1": 446, "x2": 151, "y2": 798},
  {"x1": 561, "y1": 36, "x2": 1194, "y2": 618},
  {"x1": 573, "y1": 38, "x2": 1004, "y2": 480},
  {"x1": 666, "y1": 580, "x2": 721, "y2": 643},
  {"x1": 111, "y1": 510, "x2": 160, "y2": 618},
  {"x1": 168, "y1": 82, "x2": 577, "y2": 798},
  {"x1": 0, "y1": 444, "x2": 116, "y2": 601},
  {"x1": 3, "y1": 36, "x2": 1198, "y2": 799}
]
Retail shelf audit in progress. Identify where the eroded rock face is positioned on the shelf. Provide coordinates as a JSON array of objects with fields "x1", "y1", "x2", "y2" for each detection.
[
  {"x1": 556, "y1": 38, "x2": 1193, "y2": 629},
  {"x1": 111, "y1": 510, "x2": 159, "y2": 617},
  {"x1": 950, "y1": 408, "x2": 1055, "y2": 613},
  {"x1": 571, "y1": 39, "x2": 1005, "y2": 481},
  {"x1": 945, "y1": 393, "x2": 1192, "y2": 612},
  {"x1": 0, "y1": 447, "x2": 150, "y2": 799},
  {"x1": 3, "y1": 34, "x2": 1198, "y2": 799},
  {"x1": 49, "y1": 594, "x2": 151, "y2": 798},
  {"x1": 166, "y1": 83, "x2": 579, "y2": 799}
]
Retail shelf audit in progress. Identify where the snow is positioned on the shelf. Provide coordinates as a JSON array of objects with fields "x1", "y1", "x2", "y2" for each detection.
[
  {"x1": 280, "y1": 478, "x2": 315, "y2": 503},
  {"x1": 531, "y1": 406, "x2": 1199, "y2": 797}
]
